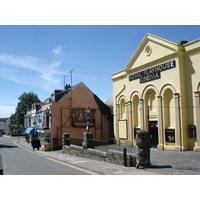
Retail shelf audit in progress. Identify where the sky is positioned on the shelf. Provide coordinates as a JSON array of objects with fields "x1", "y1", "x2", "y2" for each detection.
[{"x1": 1, "y1": 25, "x2": 200, "y2": 118}]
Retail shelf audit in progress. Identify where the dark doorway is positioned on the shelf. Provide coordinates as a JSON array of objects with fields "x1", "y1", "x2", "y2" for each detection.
[{"x1": 149, "y1": 121, "x2": 158, "y2": 148}]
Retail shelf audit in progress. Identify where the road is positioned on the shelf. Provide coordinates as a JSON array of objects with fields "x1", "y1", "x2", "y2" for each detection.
[{"x1": 0, "y1": 136, "x2": 92, "y2": 175}]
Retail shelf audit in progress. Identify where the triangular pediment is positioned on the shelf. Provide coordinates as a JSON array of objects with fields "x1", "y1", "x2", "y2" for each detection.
[{"x1": 126, "y1": 33, "x2": 180, "y2": 71}]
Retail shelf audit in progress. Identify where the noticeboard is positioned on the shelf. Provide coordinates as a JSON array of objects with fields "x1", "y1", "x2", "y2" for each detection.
[
  {"x1": 165, "y1": 129, "x2": 175, "y2": 143},
  {"x1": 189, "y1": 125, "x2": 196, "y2": 138},
  {"x1": 118, "y1": 120, "x2": 128, "y2": 139}
]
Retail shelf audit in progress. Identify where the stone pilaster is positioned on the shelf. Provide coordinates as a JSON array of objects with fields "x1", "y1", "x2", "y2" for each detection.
[
  {"x1": 157, "y1": 96, "x2": 164, "y2": 150},
  {"x1": 139, "y1": 99, "x2": 144, "y2": 129},
  {"x1": 174, "y1": 93, "x2": 182, "y2": 151},
  {"x1": 194, "y1": 91, "x2": 200, "y2": 151},
  {"x1": 127, "y1": 101, "x2": 133, "y2": 143},
  {"x1": 116, "y1": 104, "x2": 120, "y2": 139}
]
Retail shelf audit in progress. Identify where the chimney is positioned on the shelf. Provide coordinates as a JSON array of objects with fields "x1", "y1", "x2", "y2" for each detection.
[{"x1": 64, "y1": 84, "x2": 71, "y2": 90}]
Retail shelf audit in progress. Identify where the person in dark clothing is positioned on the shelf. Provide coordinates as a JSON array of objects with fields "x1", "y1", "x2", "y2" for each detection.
[
  {"x1": 35, "y1": 138, "x2": 41, "y2": 150},
  {"x1": 31, "y1": 138, "x2": 37, "y2": 150}
]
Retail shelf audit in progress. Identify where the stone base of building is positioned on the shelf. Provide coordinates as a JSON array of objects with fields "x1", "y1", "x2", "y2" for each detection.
[
  {"x1": 175, "y1": 146, "x2": 182, "y2": 151},
  {"x1": 194, "y1": 146, "x2": 200, "y2": 152},
  {"x1": 164, "y1": 145, "x2": 176, "y2": 151},
  {"x1": 181, "y1": 146, "x2": 189, "y2": 151},
  {"x1": 157, "y1": 144, "x2": 164, "y2": 150}
]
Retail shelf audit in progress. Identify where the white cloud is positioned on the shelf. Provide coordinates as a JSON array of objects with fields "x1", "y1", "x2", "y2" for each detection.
[
  {"x1": 0, "y1": 106, "x2": 16, "y2": 118},
  {"x1": 0, "y1": 53, "x2": 63, "y2": 92},
  {"x1": 53, "y1": 45, "x2": 63, "y2": 56}
]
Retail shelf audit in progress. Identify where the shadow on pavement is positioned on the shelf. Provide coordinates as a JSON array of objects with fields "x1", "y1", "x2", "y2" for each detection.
[
  {"x1": 0, "y1": 144, "x2": 18, "y2": 148},
  {"x1": 150, "y1": 165, "x2": 172, "y2": 169}
]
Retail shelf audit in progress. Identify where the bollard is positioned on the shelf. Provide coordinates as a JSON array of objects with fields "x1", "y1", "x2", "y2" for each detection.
[
  {"x1": 82, "y1": 132, "x2": 94, "y2": 149},
  {"x1": 63, "y1": 133, "x2": 70, "y2": 146},
  {"x1": 123, "y1": 148, "x2": 127, "y2": 167},
  {"x1": 51, "y1": 137, "x2": 58, "y2": 151},
  {"x1": 136, "y1": 130, "x2": 151, "y2": 169}
]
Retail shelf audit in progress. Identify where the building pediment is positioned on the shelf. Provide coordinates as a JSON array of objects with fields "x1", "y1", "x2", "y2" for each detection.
[{"x1": 126, "y1": 33, "x2": 180, "y2": 71}]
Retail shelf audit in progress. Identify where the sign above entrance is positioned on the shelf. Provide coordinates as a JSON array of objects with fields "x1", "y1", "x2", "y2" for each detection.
[{"x1": 129, "y1": 60, "x2": 176, "y2": 83}]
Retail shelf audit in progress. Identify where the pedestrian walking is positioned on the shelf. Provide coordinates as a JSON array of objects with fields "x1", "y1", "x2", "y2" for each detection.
[
  {"x1": 31, "y1": 138, "x2": 37, "y2": 150},
  {"x1": 35, "y1": 138, "x2": 41, "y2": 150}
]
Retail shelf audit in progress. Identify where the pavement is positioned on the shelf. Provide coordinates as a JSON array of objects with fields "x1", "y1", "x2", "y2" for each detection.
[{"x1": 15, "y1": 137, "x2": 200, "y2": 175}]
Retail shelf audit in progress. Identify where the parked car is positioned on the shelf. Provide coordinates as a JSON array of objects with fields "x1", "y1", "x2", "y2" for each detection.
[{"x1": 0, "y1": 153, "x2": 3, "y2": 175}]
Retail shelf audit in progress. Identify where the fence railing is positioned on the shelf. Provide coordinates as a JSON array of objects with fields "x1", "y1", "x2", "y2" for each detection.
[{"x1": 93, "y1": 138, "x2": 137, "y2": 154}]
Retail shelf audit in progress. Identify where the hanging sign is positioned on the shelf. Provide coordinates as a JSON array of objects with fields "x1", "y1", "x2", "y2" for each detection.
[{"x1": 129, "y1": 60, "x2": 176, "y2": 83}]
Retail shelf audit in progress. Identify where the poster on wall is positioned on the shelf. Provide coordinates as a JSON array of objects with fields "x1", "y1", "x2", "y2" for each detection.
[
  {"x1": 71, "y1": 108, "x2": 96, "y2": 128},
  {"x1": 165, "y1": 129, "x2": 175, "y2": 143},
  {"x1": 189, "y1": 125, "x2": 196, "y2": 138}
]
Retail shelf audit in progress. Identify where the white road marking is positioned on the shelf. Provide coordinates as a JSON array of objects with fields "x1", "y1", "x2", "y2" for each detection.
[{"x1": 72, "y1": 160, "x2": 88, "y2": 164}]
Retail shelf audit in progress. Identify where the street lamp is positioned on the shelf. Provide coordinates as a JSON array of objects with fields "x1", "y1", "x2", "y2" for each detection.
[{"x1": 86, "y1": 106, "x2": 91, "y2": 132}]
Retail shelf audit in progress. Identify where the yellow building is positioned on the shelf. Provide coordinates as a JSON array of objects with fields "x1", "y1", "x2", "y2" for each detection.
[{"x1": 112, "y1": 33, "x2": 200, "y2": 151}]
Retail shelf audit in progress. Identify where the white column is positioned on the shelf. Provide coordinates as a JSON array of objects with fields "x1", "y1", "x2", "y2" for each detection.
[
  {"x1": 116, "y1": 104, "x2": 120, "y2": 139},
  {"x1": 140, "y1": 99, "x2": 144, "y2": 130},
  {"x1": 127, "y1": 101, "x2": 133, "y2": 143},
  {"x1": 194, "y1": 91, "x2": 200, "y2": 151},
  {"x1": 174, "y1": 93, "x2": 182, "y2": 151},
  {"x1": 157, "y1": 96, "x2": 164, "y2": 150}
]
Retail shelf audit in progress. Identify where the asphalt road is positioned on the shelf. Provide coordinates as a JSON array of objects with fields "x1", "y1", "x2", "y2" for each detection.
[
  {"x1": 0, "y1": 136, "x2": 91, "y2": 175},
  {"x1": 147, "y1": 148, "x2": 200, "y2": 175},
  {"x1": 2, "y1": 135, "x2": 200, "y2": 175}
]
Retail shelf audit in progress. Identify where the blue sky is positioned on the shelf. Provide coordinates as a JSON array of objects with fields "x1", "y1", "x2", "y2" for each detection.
[{"x1": 1, "y1": 25, "x2": 200, "y2": 117}]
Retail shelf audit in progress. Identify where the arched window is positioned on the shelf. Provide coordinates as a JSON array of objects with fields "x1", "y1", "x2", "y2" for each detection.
[
  {"x1": 144, "y1": 89, "x2": 157, "y2": 129},
  {"x1": 132, "y1": 95, "x2": 140, "y2": 128},
  {"x1": 120, "y1": 98, "x2": 126, "y2": 119},
  {"x1": 164, "y1": 89, "x2": 175, "y2": 128},
  {"x1": 146, "y1": 90, "x2": 156, "y2": 112}
]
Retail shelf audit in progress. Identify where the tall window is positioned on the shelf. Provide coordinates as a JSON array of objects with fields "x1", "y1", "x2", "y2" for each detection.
[
  {"x1": 120, "y1": 98, "x2": 126, "y2": 119},
  {"x1": 132, "y1": 95, "x2": 140, "y2": 128},
  {"x1": 146, "y1": 89, "x2": 156, "y2": 112},
  {"x1": 145, "y1": 89, "x2": 157, "y2": 129},
  {"x1": 164, "y1": 89, "x2": 175, "y2": 128}
]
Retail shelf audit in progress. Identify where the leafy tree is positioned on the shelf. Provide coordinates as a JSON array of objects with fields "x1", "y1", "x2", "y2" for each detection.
[{"x1": 15, "y1": 92, "x2": 41, "y2": 125}]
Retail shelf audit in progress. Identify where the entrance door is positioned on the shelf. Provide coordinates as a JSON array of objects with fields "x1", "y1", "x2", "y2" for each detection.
[{"x1": 149, "y1": 121, "x2": 158, "y2": 148}]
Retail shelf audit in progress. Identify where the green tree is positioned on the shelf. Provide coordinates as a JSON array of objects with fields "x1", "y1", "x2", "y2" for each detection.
[{"x1": 15, "y1": 92, "x2": 41, "y2": 125}]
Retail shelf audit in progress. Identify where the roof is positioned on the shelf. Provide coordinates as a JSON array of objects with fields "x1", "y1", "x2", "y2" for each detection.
[
  {"x1": 41, "y1": 86, "x2": 72, "y2": 105},
  {"x1": 126, "y1": 33, "x2": 180, "y2": 71},
  {"x1": 106, "y1": 98, "x2": 113, "y2": 106},
  {"x1": 36, "y1": 82, "x2": 91, "y2": 113}
]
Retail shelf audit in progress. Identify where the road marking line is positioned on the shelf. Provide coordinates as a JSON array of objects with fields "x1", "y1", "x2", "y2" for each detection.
[
  {"x1": 72, "y1": 161, "x2": 87, "y2": 164},
  {"x1": 13, "y1": 141, "x2": 99, "y2": 175}
]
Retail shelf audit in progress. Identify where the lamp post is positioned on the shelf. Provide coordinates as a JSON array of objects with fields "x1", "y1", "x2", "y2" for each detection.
[{"x1": 86, "y1": 106, "x2": 91, "y2": 132}]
